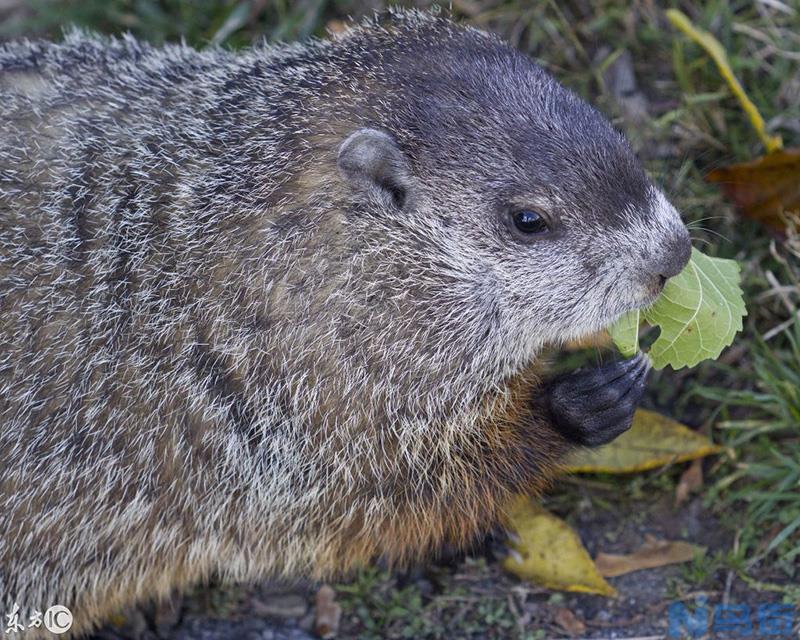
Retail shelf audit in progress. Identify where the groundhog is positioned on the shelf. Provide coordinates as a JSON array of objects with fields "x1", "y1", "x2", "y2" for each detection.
[{"x1": 0, "y1": 10, "x2": 691, "y2": 637}]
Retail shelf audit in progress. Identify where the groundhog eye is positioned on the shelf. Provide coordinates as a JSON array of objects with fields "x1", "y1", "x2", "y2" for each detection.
[{"x1": 511, "y1": 209, "x2": 550, "y2": 235}]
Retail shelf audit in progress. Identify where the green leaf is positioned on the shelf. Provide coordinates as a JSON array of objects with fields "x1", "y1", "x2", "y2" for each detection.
[
  {"x1": 643, "y1": 248, "x2": 746, "y2": 370},
  {"x1": 608, "y1": 309, "x2": 640, "y2": 357},
  {"x1": 608, "y1": 248, "x2": 746, "y2": 370}
]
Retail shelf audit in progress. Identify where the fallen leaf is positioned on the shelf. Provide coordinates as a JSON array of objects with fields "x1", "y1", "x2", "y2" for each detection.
[
  {"x1": 706, "y1": 148, "x2": 800, "y2": 232},
  {"x1": 666, "y1": 9, "x2": 782, "y2": 153},
  {"x1": 314, "y1": 585, "x2": 341, "y2": 639},
  {"x1": 502, "y1": 496, "x2": 617, "y2": 597},
  {"x1": 675, "y1": 458, "x2": 704, "y2": 507},
  {"x1": 563, "y1": 409, "x2": 721, "y2": 473},
  {"x1": 595, "y1": 534, "x2": 706, "y2": 577},
  {"x1": 553, "y1": 607, "x2": 587, "y2": 636}
]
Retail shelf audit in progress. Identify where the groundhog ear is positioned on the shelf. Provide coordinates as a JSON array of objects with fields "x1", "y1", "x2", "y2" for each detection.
[{"x1": 337, "y1": 128, "x2": 412, "y2": 209}]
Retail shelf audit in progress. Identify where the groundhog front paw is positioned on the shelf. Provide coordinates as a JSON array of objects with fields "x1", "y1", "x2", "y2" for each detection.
[{"x1": 546, "y1": 353, "x2": 650, "y2": 447}]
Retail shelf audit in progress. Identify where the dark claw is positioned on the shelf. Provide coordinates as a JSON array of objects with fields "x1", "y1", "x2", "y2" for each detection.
[{"x1": 546, "y1": 353, "x2": 650, "y2": 447}]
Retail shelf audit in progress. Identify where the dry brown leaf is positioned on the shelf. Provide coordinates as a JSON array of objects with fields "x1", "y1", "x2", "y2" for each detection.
[
  {"x1": 553, "y1": 607, "x2": 587, "y2": 636},
  {"x1": 675, "y1": 458, "x2": 704, "y2": 507},
  {"x1": 706, "y1": 148, "x2": 800, "y2": 232},
  {"x1": 314, "y1": 585, "x2": 341, "y2": 639},
  {"x1": 595, "y1": 535, "x2": 705, "y2": 577}
]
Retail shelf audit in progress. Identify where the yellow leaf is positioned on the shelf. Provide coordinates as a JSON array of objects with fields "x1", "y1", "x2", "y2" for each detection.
[
  {"x1": 502, "y1": 496, "x2": 617, "y2": 597},
  {"x1": 666, "y1": 9, "x2": 782, "y2": 154},
  {"x1": 562, "y1": 409, "x2": 721, "y2": 473},
  {"x1": 595, "y1": 535, "x2": 706, "y2": 577}
]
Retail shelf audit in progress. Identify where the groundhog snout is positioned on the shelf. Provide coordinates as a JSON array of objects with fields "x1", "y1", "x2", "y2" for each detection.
[{"x1": 651, "y1": 226, "x2": 692, "y2": 287}]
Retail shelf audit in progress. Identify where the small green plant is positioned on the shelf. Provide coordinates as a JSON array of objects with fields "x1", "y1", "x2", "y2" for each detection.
[
  {"x1": 698, "y1": 312, "x2": 800, "y2": 586},
  {"x1": 675, "y1": 549, "x2": 743, "y2": 591},
  {"x1": 336, "y1": 568, "x2": 436, "y2": 640},
  {"x1": 336, "y1": 564, "x2": 523, "y2": 639}
]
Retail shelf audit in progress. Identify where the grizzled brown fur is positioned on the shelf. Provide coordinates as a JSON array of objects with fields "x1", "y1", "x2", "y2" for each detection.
[{"x1": 0, "y1": 10, "x2": 688, "y2": 637}]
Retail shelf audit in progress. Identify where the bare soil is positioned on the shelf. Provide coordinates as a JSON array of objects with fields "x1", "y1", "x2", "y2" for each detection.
[{"x1": 90, "y1": 484, "x2": 794, "y2": 640}]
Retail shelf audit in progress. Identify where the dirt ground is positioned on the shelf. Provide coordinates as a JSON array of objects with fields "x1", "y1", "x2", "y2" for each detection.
[{"x1": 89, "y1": 479, "x2": 795, "y2": 640}]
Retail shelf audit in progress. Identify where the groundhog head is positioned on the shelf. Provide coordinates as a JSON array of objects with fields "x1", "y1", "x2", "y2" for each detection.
[{"x1": 334, "y1": 14, "x2": 690, "y2": 372}]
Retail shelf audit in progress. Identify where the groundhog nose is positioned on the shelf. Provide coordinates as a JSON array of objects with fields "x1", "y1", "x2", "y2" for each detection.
[{"x1": 654, "y1": 227, "x2": 691, "y2": 281}]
